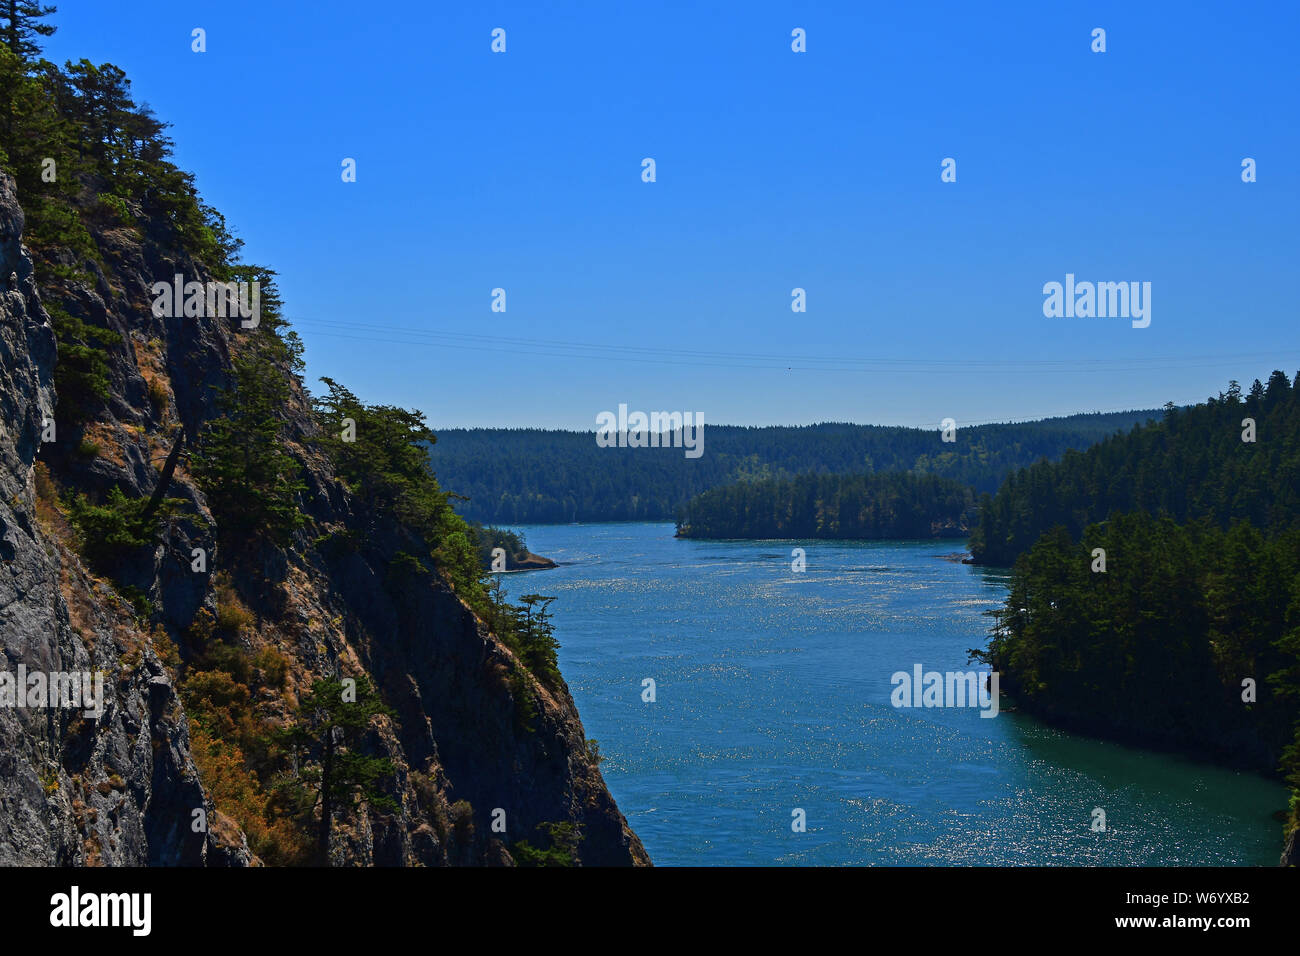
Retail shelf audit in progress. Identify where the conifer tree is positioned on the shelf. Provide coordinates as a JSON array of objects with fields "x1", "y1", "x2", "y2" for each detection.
[
  {"x1": 516, "y1": 593, "x2": 561, "y2": 685},
  {"x1": 279, "y1": 676, "x2": 397, "y2": 864},
  {"x1": 190, "y1": 352, "x2": 306, "y2": 549},
  {"x1": 1, "y1": 0, "x2": 56, "y2": 62}
]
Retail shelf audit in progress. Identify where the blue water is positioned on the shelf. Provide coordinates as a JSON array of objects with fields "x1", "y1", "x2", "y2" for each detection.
[{"x1": 499, "y1": 522, "x2": 1288, "y2": 866}]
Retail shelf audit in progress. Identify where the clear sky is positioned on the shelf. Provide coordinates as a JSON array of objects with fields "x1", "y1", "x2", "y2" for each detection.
[{"x1": 40, "y1": 0, "x2": 1300, "y2": 429}]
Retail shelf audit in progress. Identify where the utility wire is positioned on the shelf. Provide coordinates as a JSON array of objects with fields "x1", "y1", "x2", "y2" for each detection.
[{"x1": 287, "y1": 315, "x2": 1299, "y2": 376}]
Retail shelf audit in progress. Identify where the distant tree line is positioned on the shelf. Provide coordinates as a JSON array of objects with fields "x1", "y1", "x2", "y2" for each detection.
[
  {"x1": 970, "y1": 372, "x2": 1300, "y2": 566},
  {"x1": 676, "y1": 471, "x2": 976, "y2": 539},
  {"x1": 428, "y1": 411, "x2": 1161, "y2": 525}
]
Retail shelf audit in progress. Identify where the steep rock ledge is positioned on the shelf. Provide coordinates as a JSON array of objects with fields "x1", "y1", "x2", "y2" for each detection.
[
  {"x1": 0, "y1": 167, "x2": 647, "y2": 866},
  {"x1": 0, "y1": 170, "x2": 245, "y2": 866}
]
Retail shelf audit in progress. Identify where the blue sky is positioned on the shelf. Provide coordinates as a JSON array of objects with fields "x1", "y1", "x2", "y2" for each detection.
[{"x1": 41, "y1": 0, "x2": 1300, "y2": 429}]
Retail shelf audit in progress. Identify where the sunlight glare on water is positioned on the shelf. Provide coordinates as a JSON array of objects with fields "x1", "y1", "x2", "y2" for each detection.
[{"x1": 500, "y1": 523, "x2": 1287, "y2": 866}]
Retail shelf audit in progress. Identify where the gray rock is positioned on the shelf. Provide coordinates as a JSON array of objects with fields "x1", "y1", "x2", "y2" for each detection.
[
  {"x1": 0, "y1": 164, "x2": 647, "y2": 867},
  {"x1": 0, "y1": 171, "x2": 232, "y2": 866}
]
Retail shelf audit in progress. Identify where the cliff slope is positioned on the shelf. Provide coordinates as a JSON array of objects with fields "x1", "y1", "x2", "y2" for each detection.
[{"x1": 0, "y1": 152, "x2": 645, "y2": 866}]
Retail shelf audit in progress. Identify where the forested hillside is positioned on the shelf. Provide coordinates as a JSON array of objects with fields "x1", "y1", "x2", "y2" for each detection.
[
  {"x1": 429, "y1": 411, "x2": 1160, "y2": 524},
  {"x1": 676, "y1": 471, "x2": 976, "y2": 539},
  {"x1": 969, "y1": 374, "x2": 1300, "y2": 862},
  {"x1": 970, "y1": 374, "x2": 1300, "y2": 566}
]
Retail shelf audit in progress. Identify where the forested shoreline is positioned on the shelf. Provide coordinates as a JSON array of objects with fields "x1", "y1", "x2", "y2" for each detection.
[
  {"x1": 429, "y1": 411, "x2": 1159, "y2": 524},
  {"x1": 662, "y1": 372, "x2": 1300, "y2": 860},
  {"x1": 675, "y1": 471, "x2": 975, "y2": 539},
  {"x1": 969, "y1": 373, "x2": 1300, "y2": 566},
  {"x1": 969, "y1": 373, "x2": 1300, "y2": 860}
]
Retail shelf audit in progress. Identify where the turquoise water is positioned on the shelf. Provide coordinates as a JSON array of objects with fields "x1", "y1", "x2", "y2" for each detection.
[{"x1": 499, "y1": 522, "x2": 1288, "y2": 866}]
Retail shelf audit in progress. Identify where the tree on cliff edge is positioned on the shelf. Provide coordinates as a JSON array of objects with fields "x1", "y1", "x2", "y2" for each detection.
[
  {"x1": 2, "y1": 0, "x2": 56, "y2": 62},
  {"x1": 279, "y1": 676, "x2": 398, "y2": 865}
]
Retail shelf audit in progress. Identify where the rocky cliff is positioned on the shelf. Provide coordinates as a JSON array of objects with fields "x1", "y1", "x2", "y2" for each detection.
[{"x1": 0, "y1": 166, "x2": 647, "y2": 866}]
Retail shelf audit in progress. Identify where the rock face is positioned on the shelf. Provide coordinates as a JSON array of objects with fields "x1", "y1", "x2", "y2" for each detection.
[
  {"x1": 0, "y1": 171, "x2": 232, "y2": 865},
  {"x1": 0, "y1": 169, "x2": 647, "y2": 866}
]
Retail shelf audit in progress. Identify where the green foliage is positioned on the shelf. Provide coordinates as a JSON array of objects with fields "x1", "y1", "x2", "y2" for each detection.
[
  {"x1": 425, "y1": 411, "x2": 1163, "y2": 524},
  {"x1": 313, "y1": 377, "x2": 444, "y2": 533},
  {"x1": 980, "y1": 516, "x2": 1300, "y2": 775},
  {"x1": 385, "y1": 549, "x2": 431, "y2": 589},
  {"x1": 511, "y1": 821, "x2": 583, "y2": 867},
  {"x1": 506, "y1": 666, "x2": 536, "y2": 731},
  {"x1": 469, "y1": 522, "x2": 528, "y2": 569},
  {"x1": 22, "y1": 195, "x2": 99, "y2": 268},
  {"x1": 277, "y1": 675, "x2": 397, "y2": 863},
  {"x1": 190, "y1": 350, "x2": 306, "y2": 550},
  {"x1": 312, "y1": 528, "x2": 359, "y2": 558},
  {"x1": 117, "y1": 583, "x2": 152, "y2": 620},
  {"x1": 66, "y1": 484, "x2": 151, "y2": 570},
  {"x1": 94, "y1": 190, "x2": 129, "y2": 225},
  {"x1": 312, "y1": 376, "x2": 489, "y2": 611},
  {"x1": 513, "y1": 594, "x2": 561, "y2": 686},
  {"x1": 0, "y1": 40, "x2": 243, "y2": 281},
  {"x1": 432, "y1": 522, "x2": 484, "y2": 604},
  {"x1": 972, "y1": 373, "x2": 1300, "y2": 828},
  {"x1": 970, "y1": 372, "x2": 1300, "y2": 566},
  {"x1": 677, "y1": 470, "x2": 977, "y2": 539},
  {"x1": 1, "y1": 1, "x2": 57, "y2": 62},
  {"x1": 481, "y1": 576, "x2": 563, "y2": 692},
  {"x1": 45, "y1": 303, "x2": 119, "y2": 424}
]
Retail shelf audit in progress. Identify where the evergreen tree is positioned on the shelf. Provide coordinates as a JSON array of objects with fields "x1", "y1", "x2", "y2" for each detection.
[
  {"x1": 312, "y1": 377, "x2": 488, "y2": 609},
  {"x1": 516, "y1": 594, "x2": 561, "y2": 685},
  {"x1": 1, "y1": 0, "x2": 55, "y2": 62},
  {"x1": 970, "y1": 372, "x2": 1300, "y2": 565},
  {"x1": 279, "y1": 676, "x2": 397, "y2": 864},
  {"x1": 190, "y1": 352, "x2": 306, "y2": 549}
]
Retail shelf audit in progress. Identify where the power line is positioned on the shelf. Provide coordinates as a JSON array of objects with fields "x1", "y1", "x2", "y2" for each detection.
[{"x1": 286, "y1": 315, "x2": 1300, "y2": 376}]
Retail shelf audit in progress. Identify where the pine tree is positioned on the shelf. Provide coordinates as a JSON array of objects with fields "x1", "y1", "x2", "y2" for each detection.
[
  {"x1": 190, "y1": 352, "x2": 306, "y2": 550},
  {"x1": 279, "y1": 676, "x2": 397, "y2": 864},
  {"x1": 1, "y1": 0, "x2": 56, "y2": 62},
  {"x1": 516, "y1": 593, "x2": 561, "y2": 685}
]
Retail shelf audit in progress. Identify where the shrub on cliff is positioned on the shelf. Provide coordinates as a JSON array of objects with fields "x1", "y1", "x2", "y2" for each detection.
[
  {"x1": 191, "y1": 351, "x2": 306, "y2": 550},
  {"x1": 65, "y1": 485, "x2": 151, "y2": 569},
  {"x1": 511, "y1": 821, "x2": 583, "y2": 867},
  {"x1": 44, "y1": 304, "x2": 119, "y2": 424}
]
